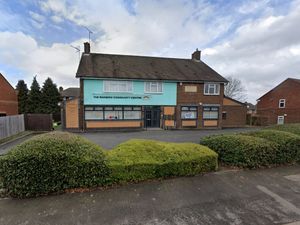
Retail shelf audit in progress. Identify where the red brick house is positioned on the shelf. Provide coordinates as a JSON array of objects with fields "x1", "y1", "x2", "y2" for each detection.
[
  {"x1": 256, "y1": 78, "x2": 300, "y2": 125},
  {"x1": 0, "y1": 73, "x2": 18, "y2": 116}
]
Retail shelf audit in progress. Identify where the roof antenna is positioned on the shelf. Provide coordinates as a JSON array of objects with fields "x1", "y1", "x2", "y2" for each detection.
[
  {"x1": 84, "y1": 26, "x2": 93, "y2": 43},
  {"x1": 70, "y1": 45, "x2": 81, "y2": 62}
]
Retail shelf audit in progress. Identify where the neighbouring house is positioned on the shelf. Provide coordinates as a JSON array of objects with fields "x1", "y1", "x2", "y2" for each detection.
[
  {"x1": 245, "y1": 102, "x2": 256, "y2": 115},
  {"x1": 256, "y1": 78, "x2": 300, "y2": 125},
  {"x1": 62, "y1": 42, "x2": 247, "y2": 130},
  {"x1": 0, "y1": 73, "x2": 18, "y2": 116}
]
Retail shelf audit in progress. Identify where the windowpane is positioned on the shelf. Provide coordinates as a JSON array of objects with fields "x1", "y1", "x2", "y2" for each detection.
[
  {"x1": 105, "y1": 111, "x2": 123, "y2": 120},
  {"x1": 204, "y1": 83, "x2": 220, "y2": 95},
  {"x1": 94, "y1": 107, "x2": 103, "y2": 111},
  {"x1": 133, "y1": 107, "x2": 141, "y2": 110},
  {"x1": 124, "y1": 111, "x2": 141, "y2": 120},
  {"x1": 181, "y1": 107, "x2": 189, "y2": 111},
  {"x1": 181, "y1": 111, "x2": 197, "y2": 119},
  {"x1": 85, "y1": 106, "x2": 93, "y2": 111},
  {"x1": 124, "y1": 107, "x2": 132, "y2": 110},
  {"x1": 104, "y1": 80, "x2": 132, "y2": 92},
  {"x1": 105, "y1": 107, "x2": 113, "y2": 110},
  {"x1": 85, "y1": 111, "x2": 103, "y2": 120},
  {"x1": 145, "y1": 82, "x2": 162, "y2": 93}
]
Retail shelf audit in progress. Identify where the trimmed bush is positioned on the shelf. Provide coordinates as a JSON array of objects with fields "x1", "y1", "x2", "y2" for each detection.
[
  {"x1": 245, "y1": 130, "x2": 300, "y2": 163},
  {"x1": 200, "y1": 135, "x2": 278, "y2": 168},
  {"x1": 0, "y1": 132, "x2": 109, "y2": 197},
  {"x1": 266, "y1": 123, "x2": 300, "y2": 136},
  {"x1": 105, "y1": 139, "x2": 218, "y2": 183}
]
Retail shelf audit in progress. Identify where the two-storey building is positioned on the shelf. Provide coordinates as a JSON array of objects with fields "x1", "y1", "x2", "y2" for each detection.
[
  {"x1": 257, "y1": 78, "x2": 300, "y2": 125},
  {"x1": 63, "y1": 42, "x2": 246, "y2": 130},
  {"x1": 0, "y1": 73, "x2": 18, "y2": 116}
]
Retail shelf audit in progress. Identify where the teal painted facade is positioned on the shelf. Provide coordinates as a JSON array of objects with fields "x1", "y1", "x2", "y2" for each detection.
[{"x1": 83, "y1": 79, "x2": 177, "y2": 106}]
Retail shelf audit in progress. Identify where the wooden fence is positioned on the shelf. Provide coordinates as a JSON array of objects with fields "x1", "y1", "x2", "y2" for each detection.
[
  {"x1": 24, "y1": 114, "x2": 53, "y2": 131},
  {"x1": 0, "y1": 114, "x2": 25, "y2": 139}
]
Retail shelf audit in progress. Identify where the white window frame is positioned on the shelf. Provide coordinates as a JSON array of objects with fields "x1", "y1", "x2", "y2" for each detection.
[
  {"x1": 103, "y1": 80, "x2": 133, "y2": 93},
  {"x1": 204, "y1": 83, "x2": 220, "y2": 95},
  {"x1": 144, "y1": 81, "x2": 163, "y2": 94},
  {"x1": 277, "y1": 116, "x2": 284, "y2": 125},
  {"x1": 278, "y1": 99, "x2": 286, "y2": 108}
]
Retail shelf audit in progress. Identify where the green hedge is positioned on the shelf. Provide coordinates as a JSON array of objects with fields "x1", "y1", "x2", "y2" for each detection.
[
  {"x1": 105, "y1": 139, "x2": 218, "y2": 183},
  {"x1": 200, "y1": 134, "x2": 278, "y2": 168},
  {"x1": 266, "y1": 123, "x2": 300, "y2": 136},
  {"x1": 246, "y1": 130, "x2": 300, "y2": 164},
  {"x1": 0, "y1": 132, "x2": 109, "y2": 197}
]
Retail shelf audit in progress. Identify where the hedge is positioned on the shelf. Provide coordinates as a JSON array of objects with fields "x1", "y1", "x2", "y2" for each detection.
[
  {"x1": 200, "y1": 134, "x2": 278, "y2": 168},
  {"x1": 266, "y1": 123, "x2": 300, "y2": 136},
  {"x1": 245, "y1": 130, "x2": 300, "y2": 164},
  {"x1": 0, "y1": 132, "x2": 109, "y2": 197},
  {"x1": 105, "y1": 139, "x2": 218, "y2": 183}
]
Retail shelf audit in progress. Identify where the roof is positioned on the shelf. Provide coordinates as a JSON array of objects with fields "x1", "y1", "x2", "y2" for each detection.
[
  {"x1": 244, "y1": 102, "x2": 256, "y2": 110},
  {"x1": 61, "y1": 87, "x2": 80, "y2": 98},
  {"x1": 257, "y1": 77, "x2": 300, "y2": 100},
  {"x1": 76, "y1": 53, "x2": 228, "y2": 83},
  {"x1": 224, "y1": 95, "x2": 246, "y2": 106}
]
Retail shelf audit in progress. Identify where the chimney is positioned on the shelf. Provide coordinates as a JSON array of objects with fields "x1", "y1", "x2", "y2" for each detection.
[
  {"x1": 191, "y1": 48, "x2": 201, "y2": 61},
  {"x1": 84, "y1": 42, "x2": 90, "y2": 54}
]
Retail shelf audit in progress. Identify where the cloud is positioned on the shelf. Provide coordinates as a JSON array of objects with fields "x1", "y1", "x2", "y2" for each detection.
[{"x1": 0, "y1": 31, "x2": 80, "y2": 88}]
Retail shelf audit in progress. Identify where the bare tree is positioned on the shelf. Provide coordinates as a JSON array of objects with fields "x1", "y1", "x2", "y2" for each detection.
[{"x1": 224, "y1": 76, "x2": 247, "y2": 101}]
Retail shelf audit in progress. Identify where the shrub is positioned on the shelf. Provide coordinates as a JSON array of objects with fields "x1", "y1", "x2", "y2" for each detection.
[
  {"x1": 266, "y1": 123, "x2": 300, "y2": 136},
  {"x1": 105, "y1": 139, "x2": 218, "y2": 183},
  {"x1": 0, "y1": 132, "x2": 109, "y2": 197},
  {"x1": 245, "y1": 130, "x2": 300, "y2": 164},
  {"x1": 200, "y1": 135, "x2": 278, "y2": 168}
]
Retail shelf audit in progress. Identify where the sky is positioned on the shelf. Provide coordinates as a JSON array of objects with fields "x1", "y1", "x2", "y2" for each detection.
[{"x1": 0, "y1": 0, "x2": 299, "y2": 103}]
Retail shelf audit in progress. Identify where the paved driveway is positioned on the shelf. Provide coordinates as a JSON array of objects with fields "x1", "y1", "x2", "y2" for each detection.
[
  {"x1": 80, "y1": 127, "x2": 259, "y2": 149},
  {"x1": 0, "y1": 165, "x2": 300, "y2": 225}
]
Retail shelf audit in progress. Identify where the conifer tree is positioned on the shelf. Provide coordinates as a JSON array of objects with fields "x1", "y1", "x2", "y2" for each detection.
[
  {"x1": 27, "y1": 76, "x2": 42, "y2": 113},
  {"x1": 41, "y1": 77, "x2": 61, "y2": 114},
  {"x1": 16, "y1": 80, "x2": 29, "y2": 114}
]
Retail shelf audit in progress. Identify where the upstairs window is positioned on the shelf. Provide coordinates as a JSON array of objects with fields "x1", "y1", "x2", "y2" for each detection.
[
  {"x1": 103, "y1": 80, "x2": 133, "y2": 93},
  {"x1": 145, "y1": 81, "x2": 163, "y2": 93},
  {"x1": 279, "y1": 99, "x2": 286, "y2": 108},
  {"x1": 204, "y1": 83, "x2": 220, "y2": 95}
]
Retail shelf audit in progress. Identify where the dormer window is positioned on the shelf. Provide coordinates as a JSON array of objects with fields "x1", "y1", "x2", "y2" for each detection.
[
  {"x1": 204, "y1": 83, "x2": 220, "y2": 95},
  {"x1": 279, "y1": 99, "x2": 286, "y2": 108}
]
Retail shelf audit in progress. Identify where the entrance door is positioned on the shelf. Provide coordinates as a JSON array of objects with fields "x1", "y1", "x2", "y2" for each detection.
[
  {"x1": 277, "y1": 116, "x2": 284, "y2": 125},
  {"x1": 144, "y1": 106, "x2": 161, "y2": 128}
]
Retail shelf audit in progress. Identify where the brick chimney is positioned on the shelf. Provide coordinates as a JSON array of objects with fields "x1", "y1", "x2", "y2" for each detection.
[
  {"x1": 191, "y1": 48, "x2": 201, "y2": 61},
  {"x1": 84, "y1": 42, "x2": 90, "y2": 54}
]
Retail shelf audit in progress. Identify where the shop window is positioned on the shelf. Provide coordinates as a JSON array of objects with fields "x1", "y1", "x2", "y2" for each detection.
[
  {"x1": 204, "y1": 83, "x2": 220, "y2": 95},
  {"x1": 203, "y1": 106, "x2": 219, "y2": 119},
  {"x1": 145, "y1": 81, "x2": 163, "y2": 93},
  {"x1": 84, "y1": 106, "x2": 141, "y2": 121},
  {"x1": 181, "y1": 106, "x2": 197, "y2": 119}
]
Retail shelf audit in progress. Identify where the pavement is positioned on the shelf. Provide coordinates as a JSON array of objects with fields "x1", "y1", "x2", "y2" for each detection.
[
  {"x1": 79, "y1": 127, "x2": 259, "y2": 149},
  {"x1": 0, "y1": 165, "x2": 300, "y2": 225},
  {"x1": 0, "y1": 133, "x2": 36, "y2": 155}
]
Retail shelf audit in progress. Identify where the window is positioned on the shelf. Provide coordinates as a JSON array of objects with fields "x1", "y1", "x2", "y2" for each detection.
[
  {"x1": 203, "y1": 106, "x2": 219, "y2": 119},
  {"x1": 145, "y1": 81, "x2": 163, "y2": 93},
  {"x1": 204, "y1": 83, "x2": 220, "y2": 95},
  {"x1": 84, "y1": 106, "x2": 142, "y2": 120},
  {"x1": 277, "y1": 116, "x2": 284, "y2": 125},
  {"x1": 85, "y1": 107, "x2": 103, "y2": 120},
  {"x1": 103, "y1": 80, "x2": 133, "y2": 93},
  {"x1": 181, "y1": 106, "x2": 197, "y2": 119},
  {"x1": 222, "y1": 111, "x2": 227, "y2": 120},
  {"x1": 279, "y1": 99, "x2": 286, "y2": 108}
]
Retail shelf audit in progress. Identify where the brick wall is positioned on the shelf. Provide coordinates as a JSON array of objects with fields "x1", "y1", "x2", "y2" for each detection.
[
  {"x1": 257, "y1": 79, "x2": 300, "y2": 124},
  {"x1": 176, "y1": 82, "x2": 224, "y2": 128},
  {"x1": 0, "y1": 74, "x2": 18, "y2": 116},
  {"x1": 222, "y1": 105, "x2": 247, "y2": 127}
]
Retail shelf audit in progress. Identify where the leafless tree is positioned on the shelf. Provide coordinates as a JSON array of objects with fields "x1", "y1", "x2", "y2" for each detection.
[{"x1": 224, "y1": 76, "x2": 247, "y2": 101}]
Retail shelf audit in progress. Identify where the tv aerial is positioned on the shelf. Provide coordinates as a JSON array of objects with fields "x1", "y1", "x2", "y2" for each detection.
[
  {"x1": 70, "y1": 45, "x2": 80, "y2": 61},
  {"x1": 84, "y1": 26, "x2": 93, "y2": 43}
]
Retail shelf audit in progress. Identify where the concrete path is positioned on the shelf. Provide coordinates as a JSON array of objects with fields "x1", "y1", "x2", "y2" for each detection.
[
  {"x1": 80, "y1": 127, "x2": 259, "y2": 149},
  {"x1": 0, "y1": 133, "x2": 36, "y2": 155},
  {"x1": 1, "y1": 165, "x2": 299, "y2": 225}
]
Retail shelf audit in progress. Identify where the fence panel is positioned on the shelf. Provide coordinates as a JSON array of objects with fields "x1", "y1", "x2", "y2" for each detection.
[
  {"x1": 0, "y1": 114, "x2": 25, "y2": 139},
  {"x1": 24, "y1": 114, "x2": 53, "y2": 131}
]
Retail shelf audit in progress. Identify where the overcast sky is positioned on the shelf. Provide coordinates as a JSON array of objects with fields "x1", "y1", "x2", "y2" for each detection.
[{"x1": 1, "y1": 0, "x2": 300, "y2": 103}]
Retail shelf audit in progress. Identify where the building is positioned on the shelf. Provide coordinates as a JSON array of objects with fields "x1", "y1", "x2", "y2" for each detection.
[
  {"x1": 222, "y1": 96, "x2": 247, "y2": 128},
  {"x1": 256, "y1": 78, "x2": 300, "y2": 125},
  {"x1": 245, "y1": 102, "x2": 256, "y2": 115},
  {"x1": 63, "y1": 42, "x2": 247, "y2": 130},
  {"x1": 0, "y1": 73, "x2": 18, "y2": 116}
]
